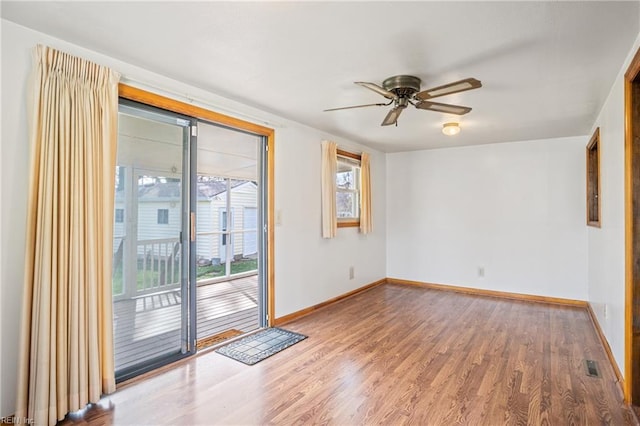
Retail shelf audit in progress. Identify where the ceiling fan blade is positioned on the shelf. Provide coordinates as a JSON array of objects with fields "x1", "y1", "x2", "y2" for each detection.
[
  {"x1": 355, "y1": 81, "x2": 396, "y2": 100},
  {"x1": 324, "y1": 102, "x2": 388, "y2": 112},
  {"x1": 415, "y1": 78, "x2": 482, "y2": 101},
  {"x1": 381, "y1": 106, "x2": 405, "y2": 126},
  {"x1": 414, "y1": 100, "x2": 472, "y2": 115}
]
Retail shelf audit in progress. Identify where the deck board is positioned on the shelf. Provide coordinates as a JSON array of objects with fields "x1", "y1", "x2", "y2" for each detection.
[{"x1": 114, "y1": 275, "x2": 259, "y2": 371}]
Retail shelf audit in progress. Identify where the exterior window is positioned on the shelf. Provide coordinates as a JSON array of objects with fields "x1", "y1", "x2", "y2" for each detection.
[
  {"x1": 115, "y1": 208, "x2": 124, "y2": 223},
  {"x1": 586, "y1": 128, "x2": 600, "y2": 227},
  {"x1": 336, "y1": 150, "x2": 361, "y2": 227},
  {"x1": 157, "y1": 208, "x2": 169, "y2": 225}
]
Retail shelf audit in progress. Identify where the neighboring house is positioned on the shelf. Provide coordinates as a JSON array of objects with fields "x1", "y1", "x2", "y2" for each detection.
[
  {"x1": 197, "y1": 179, "x2": 259, "y2": 263},
  {"x1": 114, "y1": 178, "x2": 258, "y2": 264}
]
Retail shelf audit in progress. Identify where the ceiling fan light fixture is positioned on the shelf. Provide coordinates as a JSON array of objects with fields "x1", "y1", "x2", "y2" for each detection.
[
  {"x1": 442, "y1": 122, "x2": 461, "y2": 136},
  {"x1": 324, "y1": 75, "x2": 481, "y2": 126}
]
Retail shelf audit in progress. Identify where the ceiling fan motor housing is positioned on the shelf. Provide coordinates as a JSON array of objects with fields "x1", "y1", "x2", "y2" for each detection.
[{"x1": 382, "y1": 75, "x2": 421, "y2": 97}]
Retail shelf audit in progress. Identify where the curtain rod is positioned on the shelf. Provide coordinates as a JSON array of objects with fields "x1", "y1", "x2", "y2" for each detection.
[{"x1": 120, "y1": 76, "x2": 285, "y2": 129}]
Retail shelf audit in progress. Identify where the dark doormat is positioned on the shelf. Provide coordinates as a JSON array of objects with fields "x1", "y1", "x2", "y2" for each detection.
[{"x1": 215, "y1": 327, "x2": 307, "y2": 365}]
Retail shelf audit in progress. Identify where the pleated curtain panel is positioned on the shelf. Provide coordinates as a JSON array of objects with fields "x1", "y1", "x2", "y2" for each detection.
[
  {"x1": 321, "y1": 140, "x2": 337, "y2": 238},
  {"x1": 360, "y1": 152, "x2": 372, "y2": 234},
  {"x1": 16, "y1": 45, "x2": 121, "y2": 426}
]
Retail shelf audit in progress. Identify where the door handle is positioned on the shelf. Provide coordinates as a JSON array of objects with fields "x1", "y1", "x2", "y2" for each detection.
[{"x1": 190, "y1": 212, "x2": 196, "y2": 242}]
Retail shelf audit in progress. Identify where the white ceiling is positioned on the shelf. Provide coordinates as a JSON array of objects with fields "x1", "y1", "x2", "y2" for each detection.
[
  {"x1": 118, "y1": 109, "x2": 259, "y2": 180},
  {"x1": 2, "y1": 1, "x2": 639, "y2": 152},
  {"x1": 198, "y1": 121, "x2": 259, "y2": 180}
]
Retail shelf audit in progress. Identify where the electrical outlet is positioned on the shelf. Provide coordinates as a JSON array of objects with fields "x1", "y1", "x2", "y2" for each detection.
[
  {"x1": 349, "y1": 266, "x2": 355, "y2": 280},
  {"x1": 604, "y1": 304, "x2": 608, "y2": 319},
  {"x1": 478, "y1": 266, "x2": 485, "y2": 278}
]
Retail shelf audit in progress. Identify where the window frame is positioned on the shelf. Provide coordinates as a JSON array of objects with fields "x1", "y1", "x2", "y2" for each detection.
[
  {"x1": 119, "y1": 83, "x2": 276, "y2": 328},
  {"x1": 586, "y1": 128, "x2": 601, "y2": 227},
  {"x1": 157, "y1": 208, "x2": 169, "y2": 225},
  {"x1": 336, "y1": 149, "x2": 362, "y2": 228}
]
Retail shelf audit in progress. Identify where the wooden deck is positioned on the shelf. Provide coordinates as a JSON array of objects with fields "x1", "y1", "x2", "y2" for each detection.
[{"x1": 113, "y1": 275, "x2": 259, "y2": 371}]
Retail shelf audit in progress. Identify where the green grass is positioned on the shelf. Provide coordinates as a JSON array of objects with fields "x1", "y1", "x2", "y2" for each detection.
[{"x1": 196, "y1": 258, "x2": 257, "y2": 280}]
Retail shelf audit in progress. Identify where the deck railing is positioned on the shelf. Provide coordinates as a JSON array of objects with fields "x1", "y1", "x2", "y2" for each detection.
[
  {"x1": 113, "y1": 237, "x2": 181, "y2": 300},
  {"x1": 136, "y1": 238, "x2": 181, "y2": 296}
]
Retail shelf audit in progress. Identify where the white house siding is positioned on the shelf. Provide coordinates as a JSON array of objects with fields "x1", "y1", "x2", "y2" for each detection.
[
  {"x1": 135, "y1": 200, "x2": 182, "y2": 262},
  {"x1": 137, "y1": 201, "x2": 181, "y2": 239},
  {"x1": 112, "y1": 181, "x2": 257, "y2": 261},
  {"x1": 196, "y1": 201, "x2": 214, "y2": 260},
  {"x1": 207, "y1": 181, "x2": 258, "y2": 261},
  {"x1": 243, "y1": 207, "x2": 258, "y2": 256}
]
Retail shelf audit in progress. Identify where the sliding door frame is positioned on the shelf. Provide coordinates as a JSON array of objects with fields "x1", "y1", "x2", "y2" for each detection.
[
  {"x1": 114, "y1": 99, "x2": 196, "y2": 382},
  {"x1": 119, "y1": 84, "x2": 276, "y2": 327}
]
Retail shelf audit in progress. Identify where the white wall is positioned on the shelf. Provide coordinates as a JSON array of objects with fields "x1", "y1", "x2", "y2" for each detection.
[
  {"x1": 1, "y1": 20, "x2": 31, "y2": 420},
  {"x1": 0, "y1": 16, "x2": 4, "y2": 420},
  {"x1": 588, "y1": 32, "x2": 640, "y2": 377},
  {"x1": 0, "y1": 20, "x2": 387, "y2": 416},
  {"x1": 273, "y1": 126, "x2": 387, "y2": 314},
  {"x1": 387, "y1": 136, "x2": 588, "y2": 300}
]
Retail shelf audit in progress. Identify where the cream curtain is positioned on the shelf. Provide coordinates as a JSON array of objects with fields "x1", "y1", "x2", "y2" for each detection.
[
  {"x1": 321, "y1": 140, "x2": 337, "y2": 238},
  {"x1": 360, "y1": 152, "x2": 372, "y2": 234},
  {"x1": 16, "y1": 45, "x2": 120, "y2": 426}
]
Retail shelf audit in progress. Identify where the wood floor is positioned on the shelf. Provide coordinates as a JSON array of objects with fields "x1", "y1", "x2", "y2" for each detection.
[{"x1": 63, "y1": 283, "x2": 635, "y2": 425}]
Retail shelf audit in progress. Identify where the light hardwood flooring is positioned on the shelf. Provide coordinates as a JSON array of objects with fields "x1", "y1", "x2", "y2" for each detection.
[{"x1": 62, "y1": 283, "x2": 636, "y2": 425}]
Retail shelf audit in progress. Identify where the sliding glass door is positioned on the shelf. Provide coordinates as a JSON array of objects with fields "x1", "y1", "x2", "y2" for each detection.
[
  {"x1": 112, "y1": 101, "x2": 194, "y2": 381},
  {"x1": 194, "y1": 122, "x2": 265, "y2": 344},
  {"x1": 112, "y1": 90, "x2": 272, "y2": 381}
]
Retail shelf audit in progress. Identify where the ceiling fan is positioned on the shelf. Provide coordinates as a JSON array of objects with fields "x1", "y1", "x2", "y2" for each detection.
[{"x1": 324, "y1": 75, "x2": 482, "y2": 126}]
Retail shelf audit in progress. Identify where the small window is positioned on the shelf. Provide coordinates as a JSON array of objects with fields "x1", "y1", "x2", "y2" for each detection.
[
  {"x1": 336, "y1": 149, "x2": 361, "y2": 227},
  {"x1": 115, "y1": 208, "x2": 124, "y2": 223},
  {"x1": 157, "y1": 208, "x2": 169, "y2": 225},
  {"x1": 586, "y1": 128, "x2": 601, "y2": 227}
]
